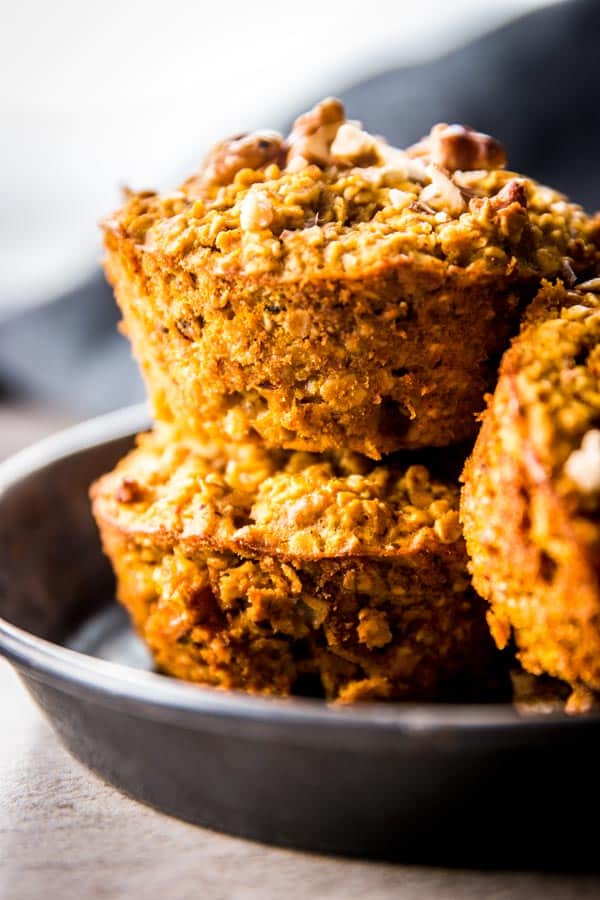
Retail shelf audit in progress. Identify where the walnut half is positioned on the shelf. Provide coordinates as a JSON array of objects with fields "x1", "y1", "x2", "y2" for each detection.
[
  {"x1": 428, "y1": 123, "x2": 506, "y2": 172},
  {"x1": 200, "y1": 130, "x2": 284, "y2": 188},
  {"x1": 286, "y1": 97, "x2": 345, "y2": 166}
]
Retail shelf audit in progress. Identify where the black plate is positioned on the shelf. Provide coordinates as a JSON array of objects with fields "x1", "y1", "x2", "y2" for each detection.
[{"x1": 1, "y1": 406, "x2": 599, "y2": 868}]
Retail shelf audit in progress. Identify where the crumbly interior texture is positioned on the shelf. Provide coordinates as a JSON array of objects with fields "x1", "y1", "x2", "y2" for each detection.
[
  {"x1": 91, "y1": 428, "x2": 497, "y2": 701},
  {"x1": 461, "y1": 282, "x2": 600, "y2": 695},
  {"x1": 103, "y1": 102, "x2": 600, "y2": 457}
]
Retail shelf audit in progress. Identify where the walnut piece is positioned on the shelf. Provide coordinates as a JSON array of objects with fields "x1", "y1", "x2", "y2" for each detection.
[
  {"x1": 490, "y1": 179, "x2": 527, "y2": 211},
  {"x1": 240, "y1": 189, "x2": 274, "y2": 231},
  {"x1": 115, "y1": 478, "x2": 143, "y2": 504},
  {"x1": 286, "y1": 97, "x2": 345, "y2": 166},
  {"x1": 419, "y1": 164, "x2": 467, "y2": 216},
  {"x1": 425, "y1": 123, "x2": 506, "y2": 172},
  {"x1": 201, "y1": 130, "x2": 284, "y2": 188},
  {"x1": 330, "y1": 122, "x2": 379, "y2": 166},
  {"x1": 374, "y1": 142, "x2": 428, "y2": 183}
]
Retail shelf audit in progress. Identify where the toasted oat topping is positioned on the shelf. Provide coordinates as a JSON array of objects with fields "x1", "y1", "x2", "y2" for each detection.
[
  {"x1": 106, "y1": 98, "x2": 600, "y2": 280},
  {"x1": 508, "y1": 285, "x2": 600, "y2": 481},
  {"x1": 97, "y1": 429, "x2": 463, "y2": 560}
]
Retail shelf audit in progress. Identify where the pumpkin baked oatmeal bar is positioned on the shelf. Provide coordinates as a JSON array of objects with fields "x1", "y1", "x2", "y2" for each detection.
[
  {"x1": 91, "y1": 427, "x2": 496, "y2": 701},
  {"x1": 103, "y1": 99, "x2": 600, "y2": 458},
  {"x1": 461, "y1": 281, "x2": 600, "y2": 706}
]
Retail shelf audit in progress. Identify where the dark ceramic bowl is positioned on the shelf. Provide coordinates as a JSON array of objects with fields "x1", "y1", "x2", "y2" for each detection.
[{"x1": 1, "y1": 405, "x2": 599, "y2": 868}]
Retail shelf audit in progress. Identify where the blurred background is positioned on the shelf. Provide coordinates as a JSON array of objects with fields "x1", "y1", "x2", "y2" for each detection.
[{"x1": 0, "y1": 0, "x2": 595, "y2": 453}]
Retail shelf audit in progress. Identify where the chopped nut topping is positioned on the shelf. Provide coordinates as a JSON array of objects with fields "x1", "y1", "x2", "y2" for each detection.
[
  {"x1": 564, "y1": 429, "x2": 600, "y2": 493},
  {"x1": 375, "y1": 142, "x2": 428, "y2": 183},
  {"x1": 426, "y1": 123, "x2": 506, "y2": 172},
  {"x1": 388, "y1": 188, "x2": 413, "y2": 210},
  {"x1": 419, "y1": 164, "x2": 467, "y2": 216},
  {"x1": 490, "y1": 179, "x2": 527, "y2": 211},
  {"x1": 112, "y1": 97, "x2": 599, "y2": 288},
  {"x1": 240, "y1": 189, "x2": 274, "y2": 231},
  {"x1": 286, "y1": 97, "x2": 345, "y2": 166},
  {"x1": 200, "y1": 130, "x2": 284, "y2": 188},
  {"x1": 285, "y1": 155, "x2": 309, "y2": 174},
  {"x1": 330, "y1": 122, "x2": 379, "y2": 166},
  {"x1": 115, "y1": 477, "x2": 143, "y2": 504}
]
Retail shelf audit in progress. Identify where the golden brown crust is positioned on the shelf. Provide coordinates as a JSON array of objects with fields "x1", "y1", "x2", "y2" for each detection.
[
  {"x1": 461, "y1": 281, "x2": 600, "y2": 692},
  {"x1": 91, "y1": 428, "x2": 496, "y2": 701},
  {"x1": 105, "y1": 237, "x2": 533, "y2": 455},
  {"x1": 103, "y1": 100, "x2": 600, "y2": 457}
]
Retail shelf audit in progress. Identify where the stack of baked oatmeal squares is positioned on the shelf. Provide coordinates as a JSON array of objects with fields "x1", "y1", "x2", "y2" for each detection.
[{"x1": 92, "y1": 99, "x2": 600, "y2": 706}]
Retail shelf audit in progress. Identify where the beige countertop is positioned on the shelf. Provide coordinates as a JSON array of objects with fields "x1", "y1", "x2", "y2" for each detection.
[{"x1": 1, "y1": 404, "x2": 600, "y2": 900}]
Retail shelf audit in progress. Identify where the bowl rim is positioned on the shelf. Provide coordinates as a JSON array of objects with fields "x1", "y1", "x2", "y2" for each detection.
[{"x1": 1, "y1": 403, "x2": 598, "y2": 733}]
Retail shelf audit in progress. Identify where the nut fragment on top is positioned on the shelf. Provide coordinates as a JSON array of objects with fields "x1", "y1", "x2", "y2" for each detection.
[
  {"x1": 490, "y1": 179, "x2": 527, "y2": 211},
  {"x1": 419, "y1": 164, "x2": 467, "y2": 216},
  {"x1": 286, "y1": 96, "x2": 346, "y2": 166},
  {"x1": 410, "y1": 123, "x2": 507, "y2": 172},
  {"x1": 329, "y1": 122, "x2": 380, "y2": 166},
  {"x1": 200, "y1": 130, "x2": 284, "y2": 188},
  {"x1": 239, "y1": 190, "x2": 274, "y2": 231},
  {"x1": 195, "y1": 100, "x2": 510, "y2": 196}
]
